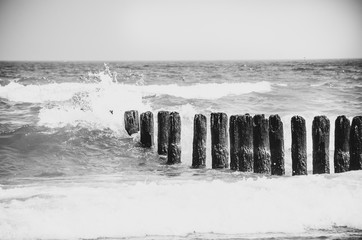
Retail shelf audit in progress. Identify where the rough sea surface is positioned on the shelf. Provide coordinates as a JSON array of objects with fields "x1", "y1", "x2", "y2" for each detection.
[{"x1": 0, "y1": 60, "x2": 362, "y2": 239}]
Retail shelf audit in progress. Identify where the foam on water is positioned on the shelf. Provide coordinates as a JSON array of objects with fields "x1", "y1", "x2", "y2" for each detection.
[
  {"x1": 0, "y1": 80, "x2": 271, "y2": 103},
  {"x1": 0, "y1": 82, "x2": 94, "y2": 103},
  {"x1": 0, "y1": 171, "x2": 361, "y2": 239},
  {"x1": 0, "y1": 71, "x2": 271, "y2": 136},
  {"x1": 37, "y1": 83, "x2": 147, "y2": 133},
  {"x1": 134, "y1": 81, "x2": 271, "y2": 99}
]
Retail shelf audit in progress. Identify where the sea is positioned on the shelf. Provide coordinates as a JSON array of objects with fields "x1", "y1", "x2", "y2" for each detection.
[{"x1": 0, "y1": 60, "x2": 362, "y2": 240}]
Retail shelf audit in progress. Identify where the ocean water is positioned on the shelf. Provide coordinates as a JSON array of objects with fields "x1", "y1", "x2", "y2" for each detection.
[{"x1": 0, "y1": 60, "x2": 362, "y2": 239}]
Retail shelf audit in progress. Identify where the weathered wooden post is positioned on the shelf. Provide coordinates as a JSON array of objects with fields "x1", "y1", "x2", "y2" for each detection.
[
  {"x1": 269, "y1": 115, "x2": 285, "y2": 175},
  {"x1": 312, "y1": 116, "x2": 330, "y2": 174},
  {"x1": 229, "y1": 114, "x2": 254, "y2": 171},
  {"x1": 238, "y1": 114, "x2": 254, "y2": 172},
  {"x1": 192, "y1": 114, "x2": 207, "y2": 168},
  {"x1": 334, "y1": 115, "x2": 350, "y2": 173},
  {"x1": 167, "y1": 112, "x2": 181, "y2": 164},
  {"x1": 253, "y1": 114, "x2": 271, "y2": 174},
  {"x1": 140, "y1": 111, "x2": 154, "y2": 147},
  {"x1": 291, "y1": 116, "x2": 307, "y2": 175},
  {"x1": 211, "y1": 112, "x2": 229, "y2": 169},
  {"x1": 229, "y1": 115, "x2": 240, "y2": 170},
  {"x1": 350, "y1": 116, "x2": 362, "y2": 170},
  {"x1": 157, "y1": 111, "x2": 170, "y2": 155},
  {"x1": 124, "y1": 110, "x2": 139, "y2": 135}
]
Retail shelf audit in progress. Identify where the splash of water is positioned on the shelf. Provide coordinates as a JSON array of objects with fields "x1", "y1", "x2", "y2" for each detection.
[{"x1": 0, "y1": 65, "x2": 271, "y2": 133}]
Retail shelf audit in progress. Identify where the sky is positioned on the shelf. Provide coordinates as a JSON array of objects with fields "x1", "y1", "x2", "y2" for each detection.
[{"x1": 0, "y1": 0, "x2": 361, "y2": 61}]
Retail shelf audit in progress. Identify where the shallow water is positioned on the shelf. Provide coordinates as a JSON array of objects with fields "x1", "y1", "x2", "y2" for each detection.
[{"x1": 0, "y1": 60, "x2": 361, "y2": 239}]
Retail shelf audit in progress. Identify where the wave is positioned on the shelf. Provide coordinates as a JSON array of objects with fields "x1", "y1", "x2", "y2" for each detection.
[
  {"x1": 0, "y1": 81, "x2": 95, "y2": 103},
  {"x1": 0, "y1": 80, "x2": 270, "y2": 130},
  {"x1": 0, "y1": 81, "x2": 271, "y2": 103},
  {"x1": 292, "y1": 66, "x2": 314, "y2": 72},
  {"x1": 138, "y1": 81, "x2": 271, "y2": 99},
  {"x1": 0, "y1": 171, "x2": 361, "y2": 239}
]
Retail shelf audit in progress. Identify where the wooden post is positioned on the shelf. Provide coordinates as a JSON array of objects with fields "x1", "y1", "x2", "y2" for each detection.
[
  {"x1": 140, "y1": 111, "x2": 154, "y2": 147},
  {"x1": 312, "y1": 116, "x2": 330, "y2": 174},
  {"x1": 269, "y1": 114, "x2": 285, "y2": 175},
  {"x1": 229, "y1": 115, "x2": 240, "y2": 170},
  {"x1": 291, "y1": 116, "x2": 307, "y2": 175},
  {"x1": 350, "y1": 116, "x2": 362, "y2": 170},
  {"x1": 211, "y1": 112, "x2": 229, "y2": 169},
  {"x1": 157, "y1": 111, "x2": 170, "y2": 155},
  {"x1": 253, "y1": 114, "x2": 271, "y2": 174},
  {"x1": 230, "y1": 114, "x2": 253, "y2": 171},
  {"x1": 167, "y1": 112, "x2": 181, "y2": 164},
  {"x1": 124, "y1": 110, "x2": 139, "y2": 135},
  {"x1": 334, "y1": 115, "x2": 350, "y2": 173},
  {"x1": 192, "y1": 114, "x2": 207, "y2": 168},
  {"x1": 239, "y1": 114, "x2": 254, "y2": 172}
]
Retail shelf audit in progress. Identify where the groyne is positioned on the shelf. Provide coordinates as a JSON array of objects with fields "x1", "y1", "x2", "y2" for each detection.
[{"x1": 126, "y1": 110, "x2": 362, "y2": 174}]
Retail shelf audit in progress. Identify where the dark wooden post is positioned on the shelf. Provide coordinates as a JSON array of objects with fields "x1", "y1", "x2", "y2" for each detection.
[
  {"x1": 229, "y1": 115, "x2": 240, "y2": 170},
  {"x1": 192, "y1": 114, "x2": 207, "y2": 168},
  {"x1": 312, "y1": 116, "x2": 330, "y2": 174},
  {"x1": 291, "y1": 116, "x2": 307, "y2": 175},
  {"x1": 167, "y1": 112, "x2": 181, "y2": 164},
  {"x1": 157, "y1": 111, "x2": 170, "y2": 155},
  {"x1": 269, "y1": 115, "x2": 285, "y2": 175},
  {"x1": 230, "y1": 114, "x2": 253, "y2": 171},
  {"x1": 211, "y1": 112, "x2": 229, "y2": 169},
  {"x1": 140, "y1": 111, "x2": 154, "y2": 147},
  {"x1": 124, "y1": 110, "x2": 139, "y2": 135},
  {"x1": 239, "y1": 114, "x2": 254, "y2": 172},
  {"x1": 350, "y1": 116, "x2": 362, "y2": 170},
  {"x1": 253, "y1": 114, "x2": 271, "y2": 174},
  {"x1": 334, "y1": 115, "x2": 350, "y2": 173}
]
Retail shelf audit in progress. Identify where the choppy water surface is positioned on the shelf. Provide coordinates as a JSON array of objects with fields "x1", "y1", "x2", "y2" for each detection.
[{"x1": 0, "y1": 60, "x2": 362, "y2": 239}]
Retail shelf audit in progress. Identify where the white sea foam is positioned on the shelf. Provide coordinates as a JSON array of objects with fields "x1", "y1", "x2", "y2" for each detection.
[
  {"x1": 0, "y1": 79, "x2": 270, "y2": 133},
  {"x1": 37, "y1": 83, "x2": 148, "y2": 133},
  {"x1": 0, "y1": 82, "x2": 94, "y2": 103},
  {"x1": 0, "y1": 81, "x2": 271, "y2": 103},
  {"x1": 136, "y1": 81, "x2": 271, "y2": 99},
  {"x1": 0, "y1": 171, "x2": 361, "y2": 239}
]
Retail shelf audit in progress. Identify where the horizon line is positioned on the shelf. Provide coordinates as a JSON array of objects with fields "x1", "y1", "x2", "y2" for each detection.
[{"x1": 1, "y1": 57, "x2": 362, "y2": 63}]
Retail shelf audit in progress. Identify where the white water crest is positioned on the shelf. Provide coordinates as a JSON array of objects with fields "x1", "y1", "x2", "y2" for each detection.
[
  {"x1": 133, "y1": 81, "x2": 271, "y2": 99},
  {"x1": 0, "y1": 81, "x2": 271, "y2": 103},
  {"x1": 0, "y1": 171, "x2": 361, "y2": 239},
  {"x1": 0, "y1": 68, "x2": 271, "y2": 133}
]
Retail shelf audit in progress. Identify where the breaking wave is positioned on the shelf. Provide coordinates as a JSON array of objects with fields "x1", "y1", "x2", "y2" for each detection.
[
  {"x1": 0, "y1": 81, "x2": 271, "y2": 103},
  {"x1": 0, "y1": 171, "x2": 362, "y2": 239}
]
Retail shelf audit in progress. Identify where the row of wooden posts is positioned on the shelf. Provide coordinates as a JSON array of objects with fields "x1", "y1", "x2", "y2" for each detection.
[{"x1": 124, "y1": 110, "x2": 362, "y2": 175}]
